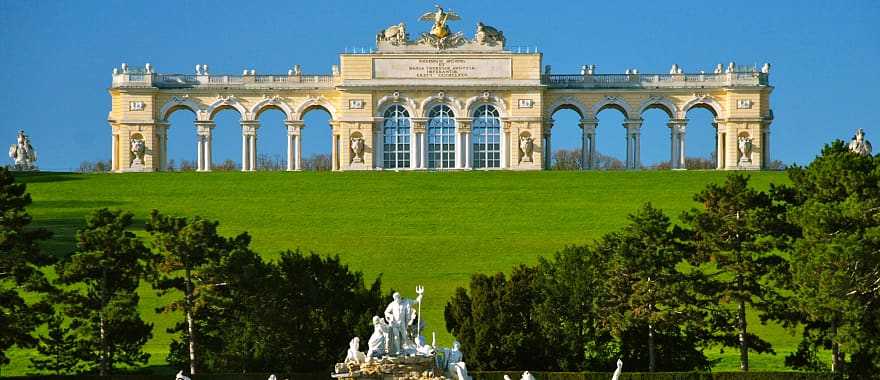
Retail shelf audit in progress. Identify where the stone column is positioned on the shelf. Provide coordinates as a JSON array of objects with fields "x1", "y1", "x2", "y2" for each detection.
[
  {"x1": 458, "y1": 120, "x2": 472, "y2": 169},
  {"x1": 411, "y1": 119, "x2": 426, "y2": 169},
  {"x1": 111, "y1": 130, "x2": 119, "y2": 171},
  {"x1": 668, "y1": 119, "x2": 688, "y2": 169},
  {"x1": 501, "y1": 121, "x2": 511, "y2": 169},
  {"x1": 624, "y1": 120, "x2": 642, "y2": 169},
  {"x1": 241, "y1": 121, "x2": 259, "y2": 171},
  {"x1": 196, "y1": 121, "x2": 214, "y2": 172},
  {"x1": 374, "y1": 119, "x2": 384, "y2": 169},
  {"x1": 285, "y1": 121, "x2": 303, "y2": 171},
  {"x1": 579, "y1": 119, "x2": 598, "y2": 169}
]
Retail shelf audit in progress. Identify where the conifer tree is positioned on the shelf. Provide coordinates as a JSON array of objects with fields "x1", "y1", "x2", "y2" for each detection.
[
  {"x1": 680, "y1": 174, "x2": 789, "y2": 371},
  {"x1": 30, "y1": 314, "x2": 81, "y2": 375},
  {"x1": 55, "y1": 209, "x2": 154, "y2": 376},
  {"x1": 0, "y1": 168, "x2": 53, "y2": 368}
]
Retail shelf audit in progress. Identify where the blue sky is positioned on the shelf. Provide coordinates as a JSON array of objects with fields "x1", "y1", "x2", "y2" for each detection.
[{"x1": 1, "y1": 0, "x2": 878, "y2": 170}]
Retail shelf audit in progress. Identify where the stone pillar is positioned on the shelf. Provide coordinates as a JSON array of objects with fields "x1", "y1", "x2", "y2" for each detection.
[
  {"x1": 197, "y1": 135, "x2": 205, "y2": 171},
  {"x1": 668, "y1": 119, "x2": 687, "y2": 169},
  {"x1": 374, "y1": 120, "x2": 384, "y2": 169},
  {"x1": 111, "y1": 130, "x2": 119, "y2": 171},
  {"x1": 195, "y1": 121, "x2": 214, "y2": 172},
  {"x1": 579, "y1": 119, "x2": 598, "y2": 169},
  {"x1": 285, "y1": 121, "x2": 303, "y2": 171},
  {"x1": 241, "y1": 121, "x2": 259, "y2": 171},
  {"x1": 761, "y1": 121, "x2": 771, "y2": 169},
  {"x1": 458, "y1": 120, "x2": 472, "y2": 169},
  {"x1": 624, "y1": 120, "x2": 642, "y2": 169},
  {"x1": 501, "y1": 121, "x2": 511, "y2": 169},
  {"x1": 411, "y1": 119, "x2": 426, "y2": 169}
]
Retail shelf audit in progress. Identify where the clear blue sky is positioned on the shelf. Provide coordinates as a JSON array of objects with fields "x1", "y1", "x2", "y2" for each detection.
[{"x1": 1, "y1": 0, "x2": 878, "y2": 170}]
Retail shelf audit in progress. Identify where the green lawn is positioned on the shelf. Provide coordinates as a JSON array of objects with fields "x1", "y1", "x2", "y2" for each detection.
[{"x1": 4, "y1": 170, "x2": 803, "y2": 375}]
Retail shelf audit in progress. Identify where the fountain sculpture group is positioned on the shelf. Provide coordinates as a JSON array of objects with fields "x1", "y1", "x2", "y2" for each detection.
[{"x1": 333, "y1": 286, "x2": 471, "y2": 380}]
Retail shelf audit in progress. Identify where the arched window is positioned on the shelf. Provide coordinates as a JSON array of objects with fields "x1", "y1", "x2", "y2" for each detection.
[
  {"x1": 383, "y1": 105, "x2": 410, "y2": 168},
  {"x1": 472, "y1": 105, "x2": 501, "y2": 168},
  {"x1": 427, "y1": 105, "x2": 456, "y2": 169}
]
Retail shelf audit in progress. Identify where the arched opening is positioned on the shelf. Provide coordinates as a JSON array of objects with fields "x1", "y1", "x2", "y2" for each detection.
[
  {"x1": 548, "y1": 106, "x2": 582, "y2": 170},
  {"x1": 300, "y1": 106, "x2": 333, "y2": 171},
  {"x1": 165, "y1": 107, "x2": 197, "y2": 171},
  {"x1": 472, "y1": 105, "x2": 501, "y2": 169},
  {"x1": 382, "y1": 105, "x2": 411, "y2": 169},
  {"x1": 254, "y1": 107, "x2": 287, "y2": 171},
  {"x1": 595, "y1": 105, "x2": 627, "y2": 170},
  {"x1": 426, "y1": 104, "x2": 456, "y2": 170},
  {"x1": 211, "y1": 107, "x2": 245, "y2": 170},
  {"x1": 684, "y1": 105, "x2": 718, "y2": 169},
  {"x1": 640, "y1": 105, "x2": 674, "y2": 169}
]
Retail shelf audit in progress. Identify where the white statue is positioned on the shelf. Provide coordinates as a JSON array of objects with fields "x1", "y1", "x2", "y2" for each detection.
[
  {"x1": 203, "y1": 64, "x2": 209, "y2": 75},
  {"x1": 384, "y1": 289, "x2": 423, "y2": 355},
  {"x1": 521, "y1": 371, "x2": 536, "y2": 380},
  {"x1": 145, "y1": 63, "x2": 153, "y2": 74},
  {"x1": 761, "y1": 62, "x2": 771, "y2": 74},
  {"x1": 849, "y1": 128, "x2": 873, "y2": 156},
  {"x1": 195, "y1": 64, "x2": 203, "y2": 75},
  {"x1": 175, "y1": 370, "x2": 191, "y2": 380},
  {"x1": 268, "y1": 375, "x2": 277, "y2": 380},
  {"x1": 727, "y1": 61, "x2": 736, "y2": 73},
  {"x1": 738, "y1": 136, "x2": 753, "y2": 163},
  {"x1": 350, "y1": 137, "x2": 365, "y2": 163},
  {"x1": 443, "y1": 341, "x2": 471, "y2": 380},
  {"x1": 611, "y1": 359, "x2": 623, "y2": 380},
  {"x1": 714, "y1": 63, "x2": 723, "y2": 74},
  {"x1": 669, "y1": 64, "x2": 679, "y2": 74},
  {"x1": 504, "y1": 376, "x2": 513, "y2": 380},
  {"x1": 8, "y1": 130, "x2": 37, "y2": 171},
  {"x1": 414, "y1": 334, "x2": 434, "y2": 356},
  {"x1": 377, "y1": 22, "x2": 408, "y2": 46},
  {"x1": 367, "y1": 315, "x2": 389, "y2": 358},
  {"x1": 344, "y1": 336, "x2": 366, "y2": 365},
  {"x1": 475, "y1": 22, "x2": 505, "y2": 46},
  {"x1": 519, "y1": 136, "x2": 534, "y2": 163},
  {"x1": 130, "y1": 137, "x2": 146, "y2": 166}
]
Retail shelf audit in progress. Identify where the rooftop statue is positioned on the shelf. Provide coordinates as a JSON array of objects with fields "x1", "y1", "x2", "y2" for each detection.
[
  {"x1": 8, "y1": 130, "x2": 37, "y2": 171},
  {"x1": 420, "y1": 5, "x2": 460, "y2": 39},
  {"x1": 418, "y1": 5, "x2": 465, "y2": 49},
  {"x1": 849, "y1": 128, "x2": 873, "y2": 156}
]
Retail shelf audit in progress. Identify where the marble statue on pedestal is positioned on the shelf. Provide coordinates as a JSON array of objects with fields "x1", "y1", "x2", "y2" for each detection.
[
  {"x1": 442, "y1": 341, "x2": 472, "y2": 380},
  {"x1": 737, "y1": 136, "x2": 753, "y2": 163},
  {"x1": 367, "y1": 315, "x2": 389, "y2": 358},
  {"x1": 345, "y1": 337, "x2": 367, "y2": 364},
  {"x1": 175, "y1": 370, "x2": 191, "y2": 380},
  {"x1": 8, "y1": 130, "x2": 37, "y2": 171},
  {"x1": 519, "y1": 136, "x2": 534, "y2": 163},
  {"x1": 611, "y1": 359, "x2": 623, "y2": 380},
  {"x1": 384, "y1": 289, "x2": 423, "y2": 355},
  {"x1": 849, "y1": 128, "x2": 873, "y2": 156},
  {"x1": 130, "y1": 137, "x2": 146, "y2": 167},
  {"x1": 351, "y1": 137, "x2": 365, "y2": 163}
]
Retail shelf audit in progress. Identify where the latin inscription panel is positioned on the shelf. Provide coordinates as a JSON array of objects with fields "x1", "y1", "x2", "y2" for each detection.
[{"x1": 373, "y1": 58, "x2": 512, "y2": 79}]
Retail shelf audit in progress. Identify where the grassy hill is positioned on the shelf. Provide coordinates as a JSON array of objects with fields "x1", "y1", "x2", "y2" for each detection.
[{"x1": 5, "y1": 170, "x2": 796, "y2": 375}]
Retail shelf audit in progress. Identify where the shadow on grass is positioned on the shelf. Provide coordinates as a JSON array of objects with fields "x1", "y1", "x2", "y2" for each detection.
[
  {"x1": 31, "y1": 200, "x2": 126, "y2": 209},
  {"x1": 11, "y1": 172, "x2": 85, "y2": 184},
  {"x1": 34, "y1": 216, "x2": 148, "y2": 259}
]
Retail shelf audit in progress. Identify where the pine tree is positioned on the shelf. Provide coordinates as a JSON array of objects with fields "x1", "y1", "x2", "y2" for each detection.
[
  {"x1": 30, "y1": 314, "x2": 81, "y2": 375},
  {"x1": 775, "y1": 141, "x2": 880, "y2": 377},
  {"x1": 680, "y1": 174, "x2": 788, "y2": 371},
  {"x1": 55, "y1": 209, "x2": 154, "y2": 376},
  {"x1": 0, "y1": 168, "x2": 53, "y2": 368},
  {"x1": 602, "y1": 203, "x2": 707, "y2": 371},
  {"x1": 146, "y1": 210, "x2": 230, "y2": 375}
]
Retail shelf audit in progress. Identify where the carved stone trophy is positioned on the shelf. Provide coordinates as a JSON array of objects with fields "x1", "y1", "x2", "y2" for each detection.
[
  {"x1": 8, "y1": 130, "x2": 37, "y2": 171},
  {"x1": 519, "y1": 136, "x2": 534, "y2": 163}
]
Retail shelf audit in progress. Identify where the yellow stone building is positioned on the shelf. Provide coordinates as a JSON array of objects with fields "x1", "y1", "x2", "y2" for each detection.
[{"x1": 107, "y1": 8, "x2": 773, "y2": 172}]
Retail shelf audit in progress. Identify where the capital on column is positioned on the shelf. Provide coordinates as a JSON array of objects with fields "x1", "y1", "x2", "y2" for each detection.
[
  {"x1": 195, "y1": 120, "x2": 216, "y2": 135},
  {"x1": 667, "y1": 119, "x2": 688, "y2": 134},
  {"x1": 579, "y1": 118, "x2": 598, "y2": 133},
  {"x1": 623, "y1": 119, "x2": 643, "y2": 134},
  {"x1": 240, "y1": 120, "x2": 260, "y2": 135},
  {"x1": 285, "y1": 120, "x2": 304, "y2": 135}
]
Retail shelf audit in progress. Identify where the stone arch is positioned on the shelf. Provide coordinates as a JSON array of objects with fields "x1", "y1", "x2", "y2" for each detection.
[
  {"x1": 294, "y1": 96, "x2": 337, "y2": 120},
  {"x1": 464, "y1": 93, "x2": 508, "y2": 117},
  {"x1": 590, "y1": 96, "x2": 634, "y2": 119},
  {"x1": 249, "y1": 96, "x2": 294, "y2": 121},
  {"x1": 638, "y1": 96, "x2": 678, "y2": 118},
  {"x1": 420, "y1": 92, "x2": 463, "y2": 117},
  {"x1": 681, "y1": 95, "x2": 724, "y2": 119},
  {"x1": 159, "y1": 96, "x2": 205, "y2": 122},
  {"x1": 544, "y1": 95, "x2": 588, "y2": 119},
  {"x1": 376, "y1": 93, "x2": 418, "y2": 117},
  {"x1": 206, "y1": 96, "x2": 248, "y2": 121}
]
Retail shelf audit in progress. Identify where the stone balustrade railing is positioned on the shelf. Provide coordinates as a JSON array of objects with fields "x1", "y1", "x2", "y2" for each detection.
[
  {"x1": 111, "y1": 73, "x2": 337, "y2": 89},
  {"x1": 542, "y1": 72, "x2": 769, "y2": 89}
]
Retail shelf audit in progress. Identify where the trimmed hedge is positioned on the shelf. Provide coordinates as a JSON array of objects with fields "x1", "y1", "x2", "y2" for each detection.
[{"x1": 471, "y1": 371, "x2": 840, "y2": 380}]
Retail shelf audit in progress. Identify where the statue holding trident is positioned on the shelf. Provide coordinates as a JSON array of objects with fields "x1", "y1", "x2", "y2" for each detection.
[{"x1": 384, "y1": 286, "x2": 424, "y2": 355}]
